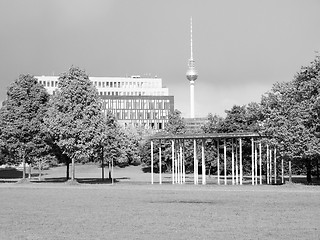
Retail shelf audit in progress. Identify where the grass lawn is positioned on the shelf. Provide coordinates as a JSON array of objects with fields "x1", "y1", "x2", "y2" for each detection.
[{"x1": 0, "y1": 182, "x2": 319, "y2": 240}]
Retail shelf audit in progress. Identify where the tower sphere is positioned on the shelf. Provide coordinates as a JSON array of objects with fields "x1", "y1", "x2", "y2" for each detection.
[{"x1": 186, "y1": 68, "x2": 198, "y2": 81}]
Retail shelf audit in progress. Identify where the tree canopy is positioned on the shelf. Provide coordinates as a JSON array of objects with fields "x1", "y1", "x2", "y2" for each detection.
[
  {"x1": 0, "y1": 74, "x2": 50, "y2": 177},
  {"x1": 44, "y1": 67, "x2": 107, "y2": 180}
]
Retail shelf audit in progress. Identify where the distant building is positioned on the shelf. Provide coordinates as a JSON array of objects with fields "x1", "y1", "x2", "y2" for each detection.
[
  {"x1": 36, "y1": 75, "x2": 174, "y2": 130},
  {"x1": 184, "y1": 117, "x2": 208, "y2": 132}
]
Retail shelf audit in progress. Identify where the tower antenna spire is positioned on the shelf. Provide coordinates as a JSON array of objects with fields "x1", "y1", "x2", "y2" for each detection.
[
  {"x1": 186, "y1": 17, "x2": 198, "y2": 119},
  {"x1": 190, "y1": 17, "x2": 193, "y2": 60}
]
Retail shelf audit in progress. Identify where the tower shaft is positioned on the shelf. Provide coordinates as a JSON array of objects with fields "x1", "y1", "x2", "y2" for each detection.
[{"x1": 190, "y1": 81, "x2": 195, "y2": 118}]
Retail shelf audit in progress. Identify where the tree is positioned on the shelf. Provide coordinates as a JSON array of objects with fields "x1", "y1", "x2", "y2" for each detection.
[
  {"x1": 202, "y1": 113, "x2": 223, "y2": 134},
  {"x1": 260, "y1": 55, "x2": 320, "y2": 183},
  {"x1": 44, "y1": 67, "x2": 106, "y2": 182},
  {"x1": 164, "y1": 109, "x2": 186, "y2": 135},
  {"x1": 0, "y1": 74, "x2": 50, "y2": 180}
]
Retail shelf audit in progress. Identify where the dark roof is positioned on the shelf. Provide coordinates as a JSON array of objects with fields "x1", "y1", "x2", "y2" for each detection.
[{"x1": 150, "y1": 132, "x2": 266, "y2": 140}]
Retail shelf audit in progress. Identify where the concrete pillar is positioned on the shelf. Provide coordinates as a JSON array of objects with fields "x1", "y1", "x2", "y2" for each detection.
[
  {"x1": 274, "y1": 148, "x2": 277, "y2": 184},
  {"x1": 251, "y1": 138, "x2": 254, "y2": 185},
  {"x1": 194, "y1": 139, "x2": 198, "y2": 185},
  {"x1": 224, "y1": 139, "x2": 227, "y2": 185},
  {"x1": 281, "y1": 158, "x2": 284, "y2": 184},
  {"x1": 255, "y1": 142, "x2": 258, "y2": 185},
  {"x1": 235, "y1": 143, "x2": 239, "y2": 185},
  {"x1": 177, "y1": 143, "x2": 180, "y2": 184},
  {"x1": 239, "y1": 138, "x2": 243, "y2": 185},
  {"x1": 172, "y1": 140, "x2": 175, "y2": 184},
  {"x1": 259, "y1": 142, "x2": 262, "y2": 185},
  {"x1": 182, "y1": 140, "x2": 186, "y2": 183},
  {"x1": 151, "y1": 140, "x2": 154, "y2": 184},
  {"x1": 231, "y1": 139, "x2": 235, "y2": 185},
  {"x1": 270, "y1": 149, "x2": 272, "y2": 184},
  {"x1": 217, "y1": 140, "x2": 220, "y2": 185},
  {"x1": 180, "y1": 141, "x2": 183, "y2": 184},
  {"x1": 217, "y1": 139, "x2": 220, "y2": 185},
  {"x1": 202, "y1": 139, "x2": 206, "y2": 185},
  {"x1": 175, "y1": 141, "x2": 178, "y2": 184},
  {"x1": 159, "y1": 141, "x2": 162, "y2": 185},
  {"x1": 266, "y1": 144, "x2": 269, "y2": 184}
]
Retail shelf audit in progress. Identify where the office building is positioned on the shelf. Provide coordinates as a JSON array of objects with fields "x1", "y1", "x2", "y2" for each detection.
[{"x1": 36, "y1": 75, "x2": 174, "y2": 130}]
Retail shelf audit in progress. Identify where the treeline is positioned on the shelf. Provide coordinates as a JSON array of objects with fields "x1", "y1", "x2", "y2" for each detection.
[
  {"x1": 141, "y1": 55, "x2": 320, "y2": 183},
  {"x1": 0, "y1": 67, "x2": 142, "y2": 181}
]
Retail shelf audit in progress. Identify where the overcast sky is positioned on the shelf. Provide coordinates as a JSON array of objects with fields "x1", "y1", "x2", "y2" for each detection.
[{"x1": 1, "y1": 0, "x2": 320, "y2": 117}]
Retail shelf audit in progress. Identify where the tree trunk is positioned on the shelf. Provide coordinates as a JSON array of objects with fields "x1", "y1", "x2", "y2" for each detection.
[
  {"x1": 317, "y1": 158, "x2": 319, "y2": 180},
  {"x1": 28, "y1": 163, "x2": 32, "y2": 179},
  {"x1": 108, "y1": 160, "x2": 111, "y2": 180},
  {"x1": 101, "y1": 147, "x2": 104, "y2": 180},
  {"x1": 288, "y1": 161, "x2": 292, "y2": 183},
  {"x1": 306, "y1": 159, "x2": 312, "y2": 184},
  {"x1": 38, "y1": 160, "x2": 42, "y2": 181},
  {"x1": 71, "y1": 158, "x2": 75, "y2": 181},
  {"x1": 66, "y1": 162, "x2": 70, "y2": 180},
  {"x1": 22, "y1": 153, "x2": 26, "y2": 180}
]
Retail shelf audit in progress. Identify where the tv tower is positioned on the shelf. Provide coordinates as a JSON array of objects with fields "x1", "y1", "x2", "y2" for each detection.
[{"x1": 186, "y1": 17, "x2": 198, "y2": 118}]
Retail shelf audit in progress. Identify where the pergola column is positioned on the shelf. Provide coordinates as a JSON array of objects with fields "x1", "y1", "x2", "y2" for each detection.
[
  {"x1": 202, "y1": 139, "x2": 206, "y2": 185},
  {"x1": 177, "y1": 141, "x2": 180, "y2": 184},
  {"x1": 239, "y1": 138, "x2": 243, "y2": 185},
  {"x1": 194, "y1": 139, "x2": 198, "y2": 185},
  {"x1": 180, "y1": 141, "x2": 183, "y2": 184},
  {"x1": 172, "y1": 140, "x2": 175, "y2": 184},
  {"x1": 251, "y1": 138, "x2": 254, "y2": 185},
  {"x1": 259, "y1": 142, "x2": 262, "y2": 185},
  {"x1": 269, "y1": 148, "x2": 273, "y2": 184},
  {"x1": 266, "y1": 144, "x2": 269, "y2": 184},
  {"x1": 175, "y1": 140, "x2": 178, "y2": 184},
  {"x1": 217, "y1": 140, "x2": 220, "y2": 185},
  {"x1": 235, "y1": 143, "x2": 239, "y2": 185},
  {"x1": 159, "y1": 140, "x2": 162, "y2": 185},
  {"x1": 151, "y1": 140, "x2": 154, "y2": 184},
  {"x1": 274, "y1": 148, "x2": 277, "y2": 184},
  {"x1": 255, "y1": 141, "x2": 258, "y2": 185},
  {"x1": 281, "y1": 158, "x2": 284, "y2": 184},
  {"x1": 182, "y1": 140, "x2": 186, "y2": 183},
  {"x1": 224, "y1": 139, "x2": 227, "y2": 185},
  {"x1": 232, "y1": 139, "x2": 235, "y2": 185}
]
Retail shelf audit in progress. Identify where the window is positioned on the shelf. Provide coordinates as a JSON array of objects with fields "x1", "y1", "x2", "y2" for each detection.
[
  {"x1": 102, "y1": 82, "x2": 105, "y2": 88},
  {"x1": 110, "y1": 82, "x2": 113, "y2": 88},
  {"x1": 106, "y1": 82, "x2": 109, "y2": 87},
  {"x1": 98, "y1": 82, "x2": 101, "y2": 87}
]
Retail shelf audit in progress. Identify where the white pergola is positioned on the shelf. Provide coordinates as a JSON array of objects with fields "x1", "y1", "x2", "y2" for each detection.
[{"x1": 150, "y1": 132, "x2": 283, "y2": 185}]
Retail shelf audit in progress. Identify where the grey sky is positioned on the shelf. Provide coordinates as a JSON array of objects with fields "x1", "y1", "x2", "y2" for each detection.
[{"x1": 0, "y1": 0, "x2": 320, "y2": 117}]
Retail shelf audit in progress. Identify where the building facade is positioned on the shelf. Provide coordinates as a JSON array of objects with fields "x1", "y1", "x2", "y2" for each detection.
[{"x1": 36, "y1": 75, "x2": 174, "y2": 130}]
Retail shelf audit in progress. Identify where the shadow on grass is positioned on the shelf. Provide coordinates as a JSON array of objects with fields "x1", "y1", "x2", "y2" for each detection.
[
  {"x1": 34, "y1": 177, "x2": 130, "y2": 184},
  {"x1": 77, "y1": 178, "x2": 121, "y2": 184},
  {"x1": 290, "y1": 176, "x2": 320, "y2": 185},
  {"x1": 0, "y1": 168, "x2": 40, "y2": 179}
]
